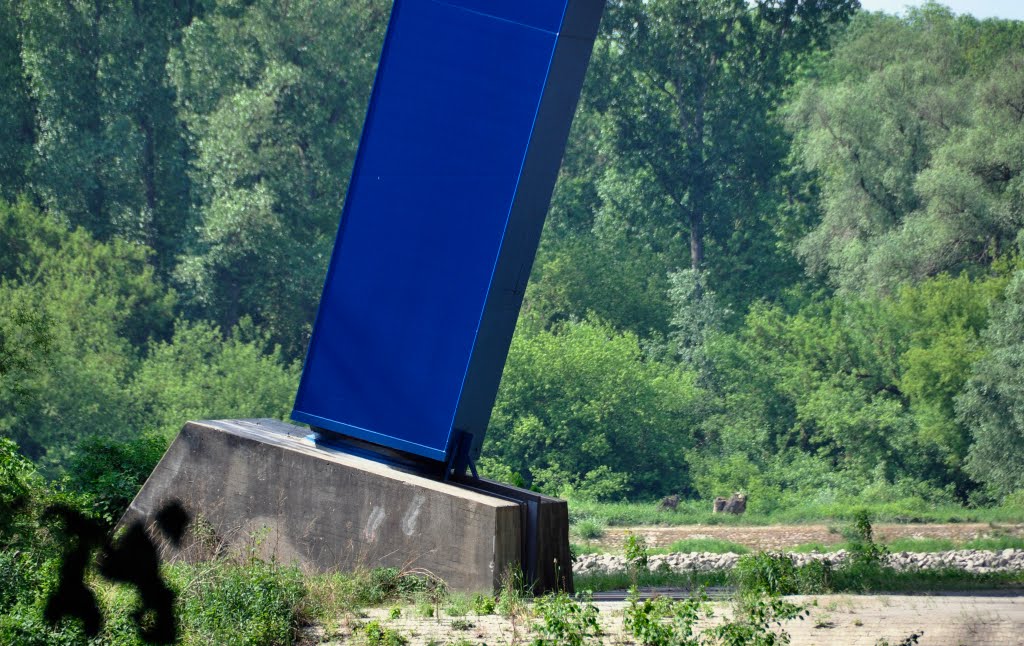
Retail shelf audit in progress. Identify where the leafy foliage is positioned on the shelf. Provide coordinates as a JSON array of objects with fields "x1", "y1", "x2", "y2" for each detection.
[
  {"x1": 958, "y1": 268, "x2": 1024, "y2": 496},
  {"x1": 531, "y1": 591, "x2": 602, "y2": 646},
  {"x1": 487, "y1": 318, "x2": 702, "y2": 499}
]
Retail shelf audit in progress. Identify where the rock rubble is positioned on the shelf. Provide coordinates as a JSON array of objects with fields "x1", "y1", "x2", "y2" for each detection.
[{"x1": 573, "y1": 548, "x2": 1024, "y2": 576}]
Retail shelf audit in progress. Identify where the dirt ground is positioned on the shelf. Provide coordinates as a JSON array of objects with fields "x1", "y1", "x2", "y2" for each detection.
[
  {"x1": 591, "y1": 523, "x2": 1024, "y2": 551},
  {"x1": 324, "y1": 593, "x2": 1024, "y2": 645}
]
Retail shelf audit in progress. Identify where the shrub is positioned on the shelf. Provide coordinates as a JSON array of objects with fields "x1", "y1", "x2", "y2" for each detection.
[
  {"x1": 173, "y1": 559, "x2": 308, "y2": 645},
  {"x1": 531, "y1": 591, "x2": 602, "y2": 646},
  {"x1": 66, "y1": 434, "x2": 167, "y2": 528},
  {"x1": 624, "y1": 589, "x2": 710, "y2": 645},
  {"x1": 472, "y1": 593, "x2": 496, "y2": 615},
  {"x1": 573, "y1": 518, "x2": 605, "y2": 541},
  {"x1": 734, "y1": 553, "x2": 798, "y2": 597},
  {"x1": 362, "y1": 620, "x2": 408, "y2": 646}
]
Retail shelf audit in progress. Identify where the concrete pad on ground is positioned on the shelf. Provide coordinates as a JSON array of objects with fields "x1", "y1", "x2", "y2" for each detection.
[{"x1": 120, "y1": 418, "x2": 569, "y2": 593}]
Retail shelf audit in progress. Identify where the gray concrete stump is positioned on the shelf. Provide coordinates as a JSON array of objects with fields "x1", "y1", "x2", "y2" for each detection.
[{"x1": 119, "y1": 418, "x2": 572, "y2": 593}]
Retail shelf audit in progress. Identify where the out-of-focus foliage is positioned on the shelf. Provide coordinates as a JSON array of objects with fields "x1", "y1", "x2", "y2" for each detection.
[
  {"x1": 788, "y1": 5, "x2": 1024, "y2": 294},
  {"x1": 959, "y1": 268, "x2": 1024, "y2": 497},
  {"x1": 486, "y1": 318, "x2": 703, "y2": 500},
  {"x1": 131, "y1": 319, "x2": 299, "y2": 439},
  {"x1": 0, "y1": 198, "x2": 297, "y2": 473},
  {"x1": 169, "y1": 0, "x2": 387, "y2": 357},
  {"x1": 0, "y1": 0, "x2": 1023, "y2": 515}
]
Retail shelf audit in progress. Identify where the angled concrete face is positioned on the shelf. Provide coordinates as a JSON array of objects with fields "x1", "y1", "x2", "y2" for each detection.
[{"x1": 120, "y1": 419, "x2": 570, "y2": 593}]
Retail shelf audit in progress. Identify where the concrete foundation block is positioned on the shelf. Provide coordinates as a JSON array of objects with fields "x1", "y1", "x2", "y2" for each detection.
[{"x1": 120, "y1": 419, "x2": 571, "y2": 593}]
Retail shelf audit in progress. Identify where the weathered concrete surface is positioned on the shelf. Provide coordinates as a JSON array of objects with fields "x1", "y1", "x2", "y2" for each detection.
[
  {"x1": 453, "y1": 477, "x2": 573, "y2": 594},
  {"x1": 120, "y1": 419, "x2": 543, "y2": 592}
]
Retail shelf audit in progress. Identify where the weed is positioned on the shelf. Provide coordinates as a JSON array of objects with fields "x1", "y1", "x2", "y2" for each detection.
[
  {"x1": 172, "y1": 559, "x2": 309, "y2": 646},
  {"x1": 962, "y1": 536, "x2": 1024, "y2": 551},
  {"x1": 449, "y1": 618, "x2": 474, "y2": 631},
  {"x1": 709, "y1": 592, "x2": 808, "y2": 646},
  {"x1": 363, "y1": 619, "x2": 409, "y2": 645},
  {"x1": 623, "y1": 587, "x2": 710, "y2": 645},
  {"x1": 624, "y1": 531, "x2": 650, "y2": 588},
  {"x1": 496, "y1": 567, "x2": 528, "y2": 618},
  {"x1": 444, "y1": 593, "x2": 471, "y2": 617},
  {"x1": 359, "y1": 567, "x2": 431, "y2": 605},
  {"x1": 471, "y1": 593, "x2": 495, "y2": 615},
  {"x1": 734, "y1": 552, "x2": 799, "y2": 596},
  {"x1": 874, "y1": 630, "x2": 923, "y2": 646},
  {"x1": 415, "y1": 599, "x2": 435, "y2": 619},
  {"x1": 573, "y1": 518, "x2": 606, "y2": 541},
  {"x1": 845, "y1": 510, "x2": 888, "y2": 568},
  {"x1": 531, "y1": 591, "x2": 601, "y2": 646},
  {"x1": 389, "y1": 606, "x2": 401, "y2": 620},
  {"x1": 795, "y1": 558, "x2": 833, "y2": 594}
]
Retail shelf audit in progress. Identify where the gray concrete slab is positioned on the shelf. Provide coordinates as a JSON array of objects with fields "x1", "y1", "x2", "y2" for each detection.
[{"x1": 120, "y1": 419, "x2": 553, "y2": 592}]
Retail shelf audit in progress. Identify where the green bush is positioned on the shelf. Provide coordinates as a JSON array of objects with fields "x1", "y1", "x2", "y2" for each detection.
[
  {"x1": 572, "y1": 518, "x2": 605, "y2": 541},
  {"x1": 362, "y1": 620, "x2": 408, "y2": 646},
  {"x1": 734, "y1": 552, "x2": 798, "y2": 596},
  {"x1": 66, "y1": 434, "x2": 167, "y2": 528},
  {"x1": 472, "y1": 593, "x2": 496, "y2": 616},
  {"x1": 623, "y1": 590, "x2": 709, "y2": 645},
  {"x1": 354, "y1": 567, "x2": 433, "y2": 606},
  {"x1": 531, "y1": 591, "x2": 602, "y2": 646},
  {"x1": 173, "y1": 559, "x2": 308, "y2": 646}
]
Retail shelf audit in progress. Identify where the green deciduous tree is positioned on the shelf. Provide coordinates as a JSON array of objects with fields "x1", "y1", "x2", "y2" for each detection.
[
  {"x1": 958, "y1": 268, "x2": 1024, "y2": 497},
  {"x1": 0, "y1": 1, "x2": 35, "y2": 199},
  {"x1": 169, "y1": 0, "x2": 386, "y2": 357},
  {"x1": 486, "y1": 317, "x2": 703, "y2": 499},
  {"x1": 788, "y1": 5, "x2": 1024, "y2": 293},
  {"x1": 131, "y1": 319, "x2": 299, "y2": 439},
  {"x1": 588, "y1": 0, "x2": 855, "y2": 313},
  {"x1": 16, "y1": 0, "x2": 196, "y2": 269},
  {"x1": 0, "y1": 199, "x2": 175, "y2": 468}
]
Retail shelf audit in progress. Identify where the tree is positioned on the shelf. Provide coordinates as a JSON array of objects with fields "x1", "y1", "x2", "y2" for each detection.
[
  {"x1": 589, "y1": 0, "x2": 856, "y2": 286},
  {"x1": 958, "y1": 268, "x2": 1024, "y2": 497},
  {"x1": 787, "y1": 6, "x2": 1024, "y2": 293},
  {"x1": 0, "y1": 199, "x2": 175, "y2": 468},
  {"x1": 169, "y1": 0, "x2": 387, "y2": 357},
  {"x1": 894, "y1": 272, "x2": 1007, "y2": 490},
  {"x1": 0, "y1": 1, "x2": 35, "y2": 199},
  {"x1": 486, "y1": 317, "x2": 703, "y2": 499},
  {"x1": 131, "y1": 319, "x2": 299, "y2": 439},
  {"x1": 16, "y1": 0, "x2": 197, "y2": 269}
]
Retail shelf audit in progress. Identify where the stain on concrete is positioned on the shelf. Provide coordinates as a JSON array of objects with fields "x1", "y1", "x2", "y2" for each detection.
[
  {"x1": 364, "y1": 506, "x2": 386, "y2": 542},
  {"x1": 402, "y1": 494, "x2": 427, "y2": 536}
]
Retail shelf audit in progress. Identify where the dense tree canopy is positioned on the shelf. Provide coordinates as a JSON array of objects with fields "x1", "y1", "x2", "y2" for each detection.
[{"x1": 1, "y1": 1, "x2": 1023, "y2": 507}]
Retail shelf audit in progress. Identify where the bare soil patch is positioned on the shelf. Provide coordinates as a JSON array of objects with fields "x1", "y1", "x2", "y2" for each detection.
[
  {"x1": 322, "y1": 594, "x2": 1024, "y2": 645},
  {"x1": 592, "y1": 522, "x2": 1024, "y2": 551}
]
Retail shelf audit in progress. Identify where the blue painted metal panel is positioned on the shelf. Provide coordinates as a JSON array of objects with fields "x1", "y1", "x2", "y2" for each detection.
[{"x1": 293, "y1": 0, "x2": 604, "y2": 463}]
